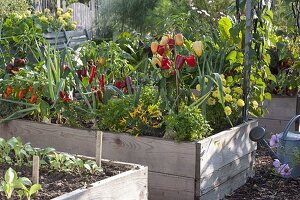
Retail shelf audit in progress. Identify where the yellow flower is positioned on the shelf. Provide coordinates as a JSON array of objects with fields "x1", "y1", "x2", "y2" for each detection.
[
  {"x1": 212, "y1": 90, "x2": 220, "y2": 98},
  {"x1": 39, "y1": 15, "x2": 48, "y2": 22},
  {"x1": 58, "y1": 16, "x2": 64, "y2": 23},
  {"x1": 252, "y1": 100, "x2": 259, "y2": 109},
  {"x1": 222, "y1": 78, "x2": 226, "y2": 86},
  {"x1": 62, "y1": 12, "x2": 72, "y2": 20},
  {"x1": 224, "y1": 106, "x2": 232, "y2": 116},
  {"x1": 67, "y1": 8, "x2": 73, "y2": 13},
  {"x1": 205, "y1": 77, "x2": 208, "y2": 83},
  {"x1": 120, "y1": 118, "x2": 127, "y2": 125},
  {"x1": 207, "y1": 97, "x2": 216, "y2": 106},
  {"x1": 57, "y1": 10, "x2": 62, "y2": 16},
  {"x1": 44, "y1": 8, "x2": 50, "y2": 15},
  {"x1": 71, "y1": 23, "x2": 77, "y2": 30},
  {"x1": 234, "y1": 87, "x2": 243, "y2": 95},
  {"x1": 223, "y1": 87, "x2": 231, "y2": 94},
  {"x1": 57, "y1": 8, "x2": 63, "y2": 12},
  {"x1": 196, "y1": 84, "x2": 201, "y2": 91},
  {"x1": 237, "y1": 99, "x2": 245, "y2": 107},
  {"x1": 224, "y1": 94, "x2": 233, "y2": 102}
]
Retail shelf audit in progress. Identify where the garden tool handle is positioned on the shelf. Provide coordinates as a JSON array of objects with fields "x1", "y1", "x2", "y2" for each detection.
[{"x1": 282, "y1": 115, "x2": 300, "y2": 140}]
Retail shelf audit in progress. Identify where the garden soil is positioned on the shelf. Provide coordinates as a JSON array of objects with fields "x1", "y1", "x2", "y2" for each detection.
[
  {"x1": 0, "y1": 161, "x2": 133, "y2": 200},
  {"x1": 227, "y1": 145, "x2": 300, "y2": 200}
]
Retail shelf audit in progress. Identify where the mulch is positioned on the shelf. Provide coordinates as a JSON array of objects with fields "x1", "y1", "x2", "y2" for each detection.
[{"x1": 226, "y1": 145, "x2": 300, "y2": 200}]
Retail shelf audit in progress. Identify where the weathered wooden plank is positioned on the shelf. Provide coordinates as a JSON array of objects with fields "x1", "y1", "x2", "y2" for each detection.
[
  {"x1": 199, "y1": 167, "x2": 254, "y2": 200},
  {"x1": 1, "y1": 120, "x2": 97, "y2": 156},
  {"x1": 66, "y1": 30, "x2": 88, "y2": 38},
  {"x1": 1, "y1": 120, "x2": 196, "y2": 178},
  {"x1": 68, "y1": 3, "x2": 92, "y2": 31},
  {"x1": 198, "y1": 120, "x2": 257, "y2": 177},
  {"x1": 102, "y1": 132, "x2": 196, "y2": 178},
  {"x1": 52, "y1": 165, "x2": 148, "y2": 200},
  {"x1": 262, "y1": 96, "x2": 296, "y2": 120},
  {"x1": 257, "y1": 118, "x2": 291, "y2": 138},
  {"x1": 148, "y1": 172, "x2": 194, "y2": 200},
  {"x1": 199, "y1": 151, "x2": 255, "y2": 196},
  {"x1": 46, "y1": 38, "x2": 67, "y2": 45},
  {"x1": 43, "y1": 32, "x2": 65, "y2": 39}
]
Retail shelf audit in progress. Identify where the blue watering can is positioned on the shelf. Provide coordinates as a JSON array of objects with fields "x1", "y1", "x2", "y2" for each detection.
[{"x1": 250, "y1": 115, "x2": 300, "y2": 177}]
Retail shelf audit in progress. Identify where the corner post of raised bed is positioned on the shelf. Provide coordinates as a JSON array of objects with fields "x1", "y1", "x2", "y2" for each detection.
[
  {"x1": 32, "y1": 155, "x2": 40, "y2": 184},
  {"x1": 242, "y1": 0, "x2": 253, "y2": 122},
  {"x1": 96, "y1": 131, "x2": 103, "y2": 168},
  {"x1": 296, "y1": 94, "x2": 300, "y2": 131}
]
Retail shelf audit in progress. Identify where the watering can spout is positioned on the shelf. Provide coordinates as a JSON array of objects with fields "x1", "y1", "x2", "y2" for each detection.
[{"x1": 249, "y1": 126, "x2": 279, "y2": 160}]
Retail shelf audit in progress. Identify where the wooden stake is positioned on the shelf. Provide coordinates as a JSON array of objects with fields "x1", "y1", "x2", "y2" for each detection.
[
  {"x1": 32, "y1": 156, "x2": 40, "y2": 184},
  {"x1": 96, "y1": 131, "x2": 103, "y2": 168}
]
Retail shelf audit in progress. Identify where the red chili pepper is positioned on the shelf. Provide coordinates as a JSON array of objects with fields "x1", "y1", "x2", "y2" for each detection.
[
  {"x1": 59, "y1": 91, "x2": 65, "y2": 99},
  {"x1": 161, "y1": 57, "x2": 171, "y2": 70},
  {"x1": 168, "y1": 38, "x2": 175, "y2": 50},
  {"x1": 185, "y1": 55, "x2": 197, "y2": 67},
  {"x1": 6, "y1": 87, "x2": 13, "y2": 96},
  {"x1": 6, "y1": 63, "x2": 13, "y2": 73},
  {"x1": 157, "y1": 45, "x2": 165, "y2": 56},
  {"x1": 100, "y1": 74, "x2": 105, "y2": 89},
  {"x1": 115, "y1": 81, "x2": 123, "y2": 89},
  {"x1": 28, "y1": 86, "x2": 33, "y2": 93},
  {"x1": 18, "y1": 90, "x2": 25, "y2": 100},
  {"x1": 30, "y1": 94, "x2": 37, "y2": 104},
  {"x1": 89, "y1": 65, "x2": 97, "y2": 84},
  {"x1": 175, "y1": 54, "x2": 185, "y2": 70},
  {"x1": 63, "y1": 97, "x2": 72, "y2": 102}
]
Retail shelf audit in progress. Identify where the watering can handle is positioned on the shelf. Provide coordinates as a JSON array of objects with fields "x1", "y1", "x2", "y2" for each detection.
[{"x1": 282, "y1": 115, "x2": 300, "y2": 140}]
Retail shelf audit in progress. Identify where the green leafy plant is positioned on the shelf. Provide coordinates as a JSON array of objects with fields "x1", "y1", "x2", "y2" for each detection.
[
  {"x1": 17, "y1": 183, "x2": 41, "y2": 200},
  {"x1": 0, "y1": 167, "x2": 36, "y2": 199},
  {"x1": 164, "y1": 104, "x2": 212, "y2": 141}
]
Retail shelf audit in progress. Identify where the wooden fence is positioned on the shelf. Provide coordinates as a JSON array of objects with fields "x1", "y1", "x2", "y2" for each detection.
[{"x1": 34, "y1": 0, "x2": 95, "y2": 31}]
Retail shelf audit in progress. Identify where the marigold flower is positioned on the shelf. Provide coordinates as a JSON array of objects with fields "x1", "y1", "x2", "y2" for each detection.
[
  {"x1": 224, "y1": 94, "x2": 233, "y2": 102},
  {"x1": 207, "y1": 97, "x2": 216, "y2": 106},
  {"x1": 223, "y1": 87, "x2": 231, "y2": 94},
  {"x1": 234, "y1": 87, "x2": 243, "y2": 95},
  {"x1": 224, "y1": 106, "x2": 232, "y2": 116},
  {"x1": 252, "y1": 100, "x2": 259, "y2": 109},
  {"x1": 212, "y1": 90, "x2": 220, "y2": 98},
  {"x1": 237, "y1": 99, "x2": 245, "y2": 107}
]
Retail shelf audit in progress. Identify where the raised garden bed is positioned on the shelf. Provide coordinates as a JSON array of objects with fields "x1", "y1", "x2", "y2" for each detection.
[
  {"x1": 0, "y1": 159, "x2": 147, "y2": 200},
  {"x1": 257, "y1": 95, "x2": 297, "y2": 136},
  {"x1": 0, "y1": 119, "x2": 257, "y2": 200}
]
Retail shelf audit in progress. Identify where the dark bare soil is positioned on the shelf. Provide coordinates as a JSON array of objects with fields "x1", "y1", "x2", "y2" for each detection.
[
  {"x1": 0, "y1": 161, "x2": 133, "y2": 200},
  {"x1": 226, "y1": 145, "x2": 300, "y2": 200}
]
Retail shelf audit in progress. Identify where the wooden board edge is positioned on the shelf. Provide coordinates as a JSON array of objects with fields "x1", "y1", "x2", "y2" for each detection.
[
  {"x1": 197, "y1": 167, "x2": 254, "y2": 200},
  {"x1": 52, "y1": 166, "x2": 148, "y2": 200}
]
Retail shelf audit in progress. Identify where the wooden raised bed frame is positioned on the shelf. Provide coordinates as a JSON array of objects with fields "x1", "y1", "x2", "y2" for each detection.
[
  {"x1": 258, "y1": 95, "x2": 297, "y2": 136},
  {"x1": 0, "y1": 120, "x2": 257, "y2": 200},
  {"x1": 53, "y1": 159, "x2": 148, "y2": 200}
]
